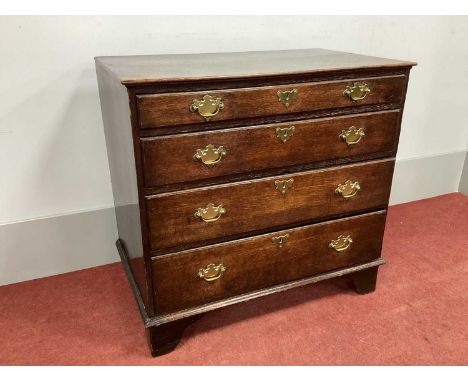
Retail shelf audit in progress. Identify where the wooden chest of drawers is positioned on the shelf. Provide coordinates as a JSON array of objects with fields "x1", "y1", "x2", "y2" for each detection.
[{"x1": 95, "y1": 49, "x2": 415, "y2": 357}]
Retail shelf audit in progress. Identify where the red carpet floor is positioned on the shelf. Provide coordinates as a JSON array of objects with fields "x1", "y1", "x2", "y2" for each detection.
[{"x1": 1, "y1": 193, "x2": 467, "y2": 365}]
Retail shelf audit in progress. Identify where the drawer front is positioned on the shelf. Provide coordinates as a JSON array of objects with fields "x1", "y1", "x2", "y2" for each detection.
[
  {"x1": 141, "y1": 111, "x2": 399, "y2": 188},
  {"x1": 152, "y1": 211, "x2": 387, "y2": 314},
  {"x1": 137, "y1": 75, "x2": 406, "y2": 129},
  {"x1": 146, "y1": 159, "x2": 394, "y2": 251}
]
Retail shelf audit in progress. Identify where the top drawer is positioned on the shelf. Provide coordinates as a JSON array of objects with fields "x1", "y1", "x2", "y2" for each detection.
[{"x1": 137, "y1": 75, "x2": 407, "y2": 129}]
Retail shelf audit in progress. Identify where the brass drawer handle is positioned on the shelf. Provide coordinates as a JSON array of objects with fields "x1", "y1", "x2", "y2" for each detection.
[
  {"x1": 272, "y1": 233, "x2": 290, "y2": 249},
  {"x1": 335, "y1": 180, "x2": 361, "y2": 199},
  {"x1": 189, "y1": 95, "x2": 224, "y2": 121},
  {"x1": 340, "y1": 126, "x2": 365, "y2": 146},
  {"x1": 194, "y1": 203, "x2": 226, "y2": 222},
  {"x1": 276, "y1": 126, "x2": 295, "y2": 143},
  {"x1": 194, "y1": 144, "x2": 227, "y2": 166},
  {"x1": 277, "y1": 89, "x2": 298, "y2": 108},
  {"x1": 275, "y1": 179, "x2": 294, "y2": 195},
  {"x1": 329, "y1": 235, "x2": 353, "y2": 252},
  {"x1": 343, "y1": 82, "x2": 371, "y2": 102},
  {"x1": 198, "y1": 263, "x2": 226, "y2": 282}
]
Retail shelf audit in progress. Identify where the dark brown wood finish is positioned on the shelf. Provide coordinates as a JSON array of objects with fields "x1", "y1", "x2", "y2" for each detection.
[
  {"x1": 146, "y1": 159, "x2": 394, "y2": 252},
  {"x1": 145, "y1": 315, "x2": 202, "y2": 357},
  {"x1": 95, "y1": 49, "x2": 415, "y2": 357},
  {"x1": 141, "y1": 110, "x2": 400, "y2": 188},
  {"x1": 130, "y1": 67, "x2": 411, "y2": 138},
  {"x1": 117, "y1": 232, "x2": 383, "y2": 323},
  {"x1": 152, "y1": 211, "x2": 386, "y2": 314},
  {"x1": 95, "y1": 63, "x2": 151, "y2": 311},
  {"x1": 118, "y1": 232, "x2": 384, "y2": 356},
  {"x1": 351, "y1": 267, "x2": 379, "y2": 294},
  {"x1": 137, "y1": 75, "x2": 406, "y2": 129}
]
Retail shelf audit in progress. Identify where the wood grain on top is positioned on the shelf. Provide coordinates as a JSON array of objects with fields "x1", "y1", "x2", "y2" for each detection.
[{"x1": 94, "y1": 48, "x2": 416, "y2": 84}]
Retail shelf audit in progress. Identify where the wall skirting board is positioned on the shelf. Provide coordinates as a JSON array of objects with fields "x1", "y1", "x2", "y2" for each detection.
[
  {"x1": 389, "y1": 149, "x2": 467, "y2": 205},
  {"x1": 0, "y1": 207, "x2": 119, "y2": 286},
  {"x1": 459, "y1": 151, "x2": 468, "y2": 195},
  {"x1": 1, "y1": 149, "x2": 466, "y2": 287}
]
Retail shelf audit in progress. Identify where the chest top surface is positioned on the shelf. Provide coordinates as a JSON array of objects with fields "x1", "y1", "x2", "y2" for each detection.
[{"x1": 94, "y1": 48, "x2": 416, "y2": 85}]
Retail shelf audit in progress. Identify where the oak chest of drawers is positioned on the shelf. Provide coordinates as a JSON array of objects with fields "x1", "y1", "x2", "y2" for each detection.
[{"x1": 95, "y1": 49, "x2": 415, "y2": 356}]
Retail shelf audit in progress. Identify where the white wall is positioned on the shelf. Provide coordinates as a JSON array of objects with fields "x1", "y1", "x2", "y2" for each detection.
[
  {"x1": 1, "y1": 16, "x2": 468, "y2": 224},
  {"x1": 1, "y1": 16, "x2": 467, "y2": 284}
]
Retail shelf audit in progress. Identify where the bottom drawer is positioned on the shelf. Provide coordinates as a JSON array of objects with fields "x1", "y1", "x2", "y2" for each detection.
[{"x1": 152, "y1": 210, "x2": 387, "y2": 315}]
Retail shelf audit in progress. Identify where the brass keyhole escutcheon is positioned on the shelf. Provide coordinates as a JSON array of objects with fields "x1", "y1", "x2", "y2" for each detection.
[
  {"x1": 275, "y1": 179, "x2": 294, "y2": 195},
  {"x1": 189, "y1": 95, "x2": 224, "y2": 121},
  {"x1": 271, "y1": 234, "x2": 290, "y2": 249},
  {"x1": 329, "y1": 235, "x2": 353, "y2": 252},
  {"x1": 277, "y1": 89, "x2": 298, "y2": 108},
  {"x1": 194, "y1": 203, "x2": 226, "y2": 222},
  {"x1": 194, "y1": 144, "x2": 227, "y2": 166},
  {"x1": 276, "y1": 126, "x2": 295, "y2": 143},
  {"x1": 335, "y1": 180, "x2": 361, "y2": 199},
  {"x1": 198, "y1": 263, "x2": 226, "y2": 282},
  {"x1": 340, "y1": 126, "x2": 365, "y2": 146},
  {"x1": 343, "y1": 82, "x2": 371, "y2": 102}
]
